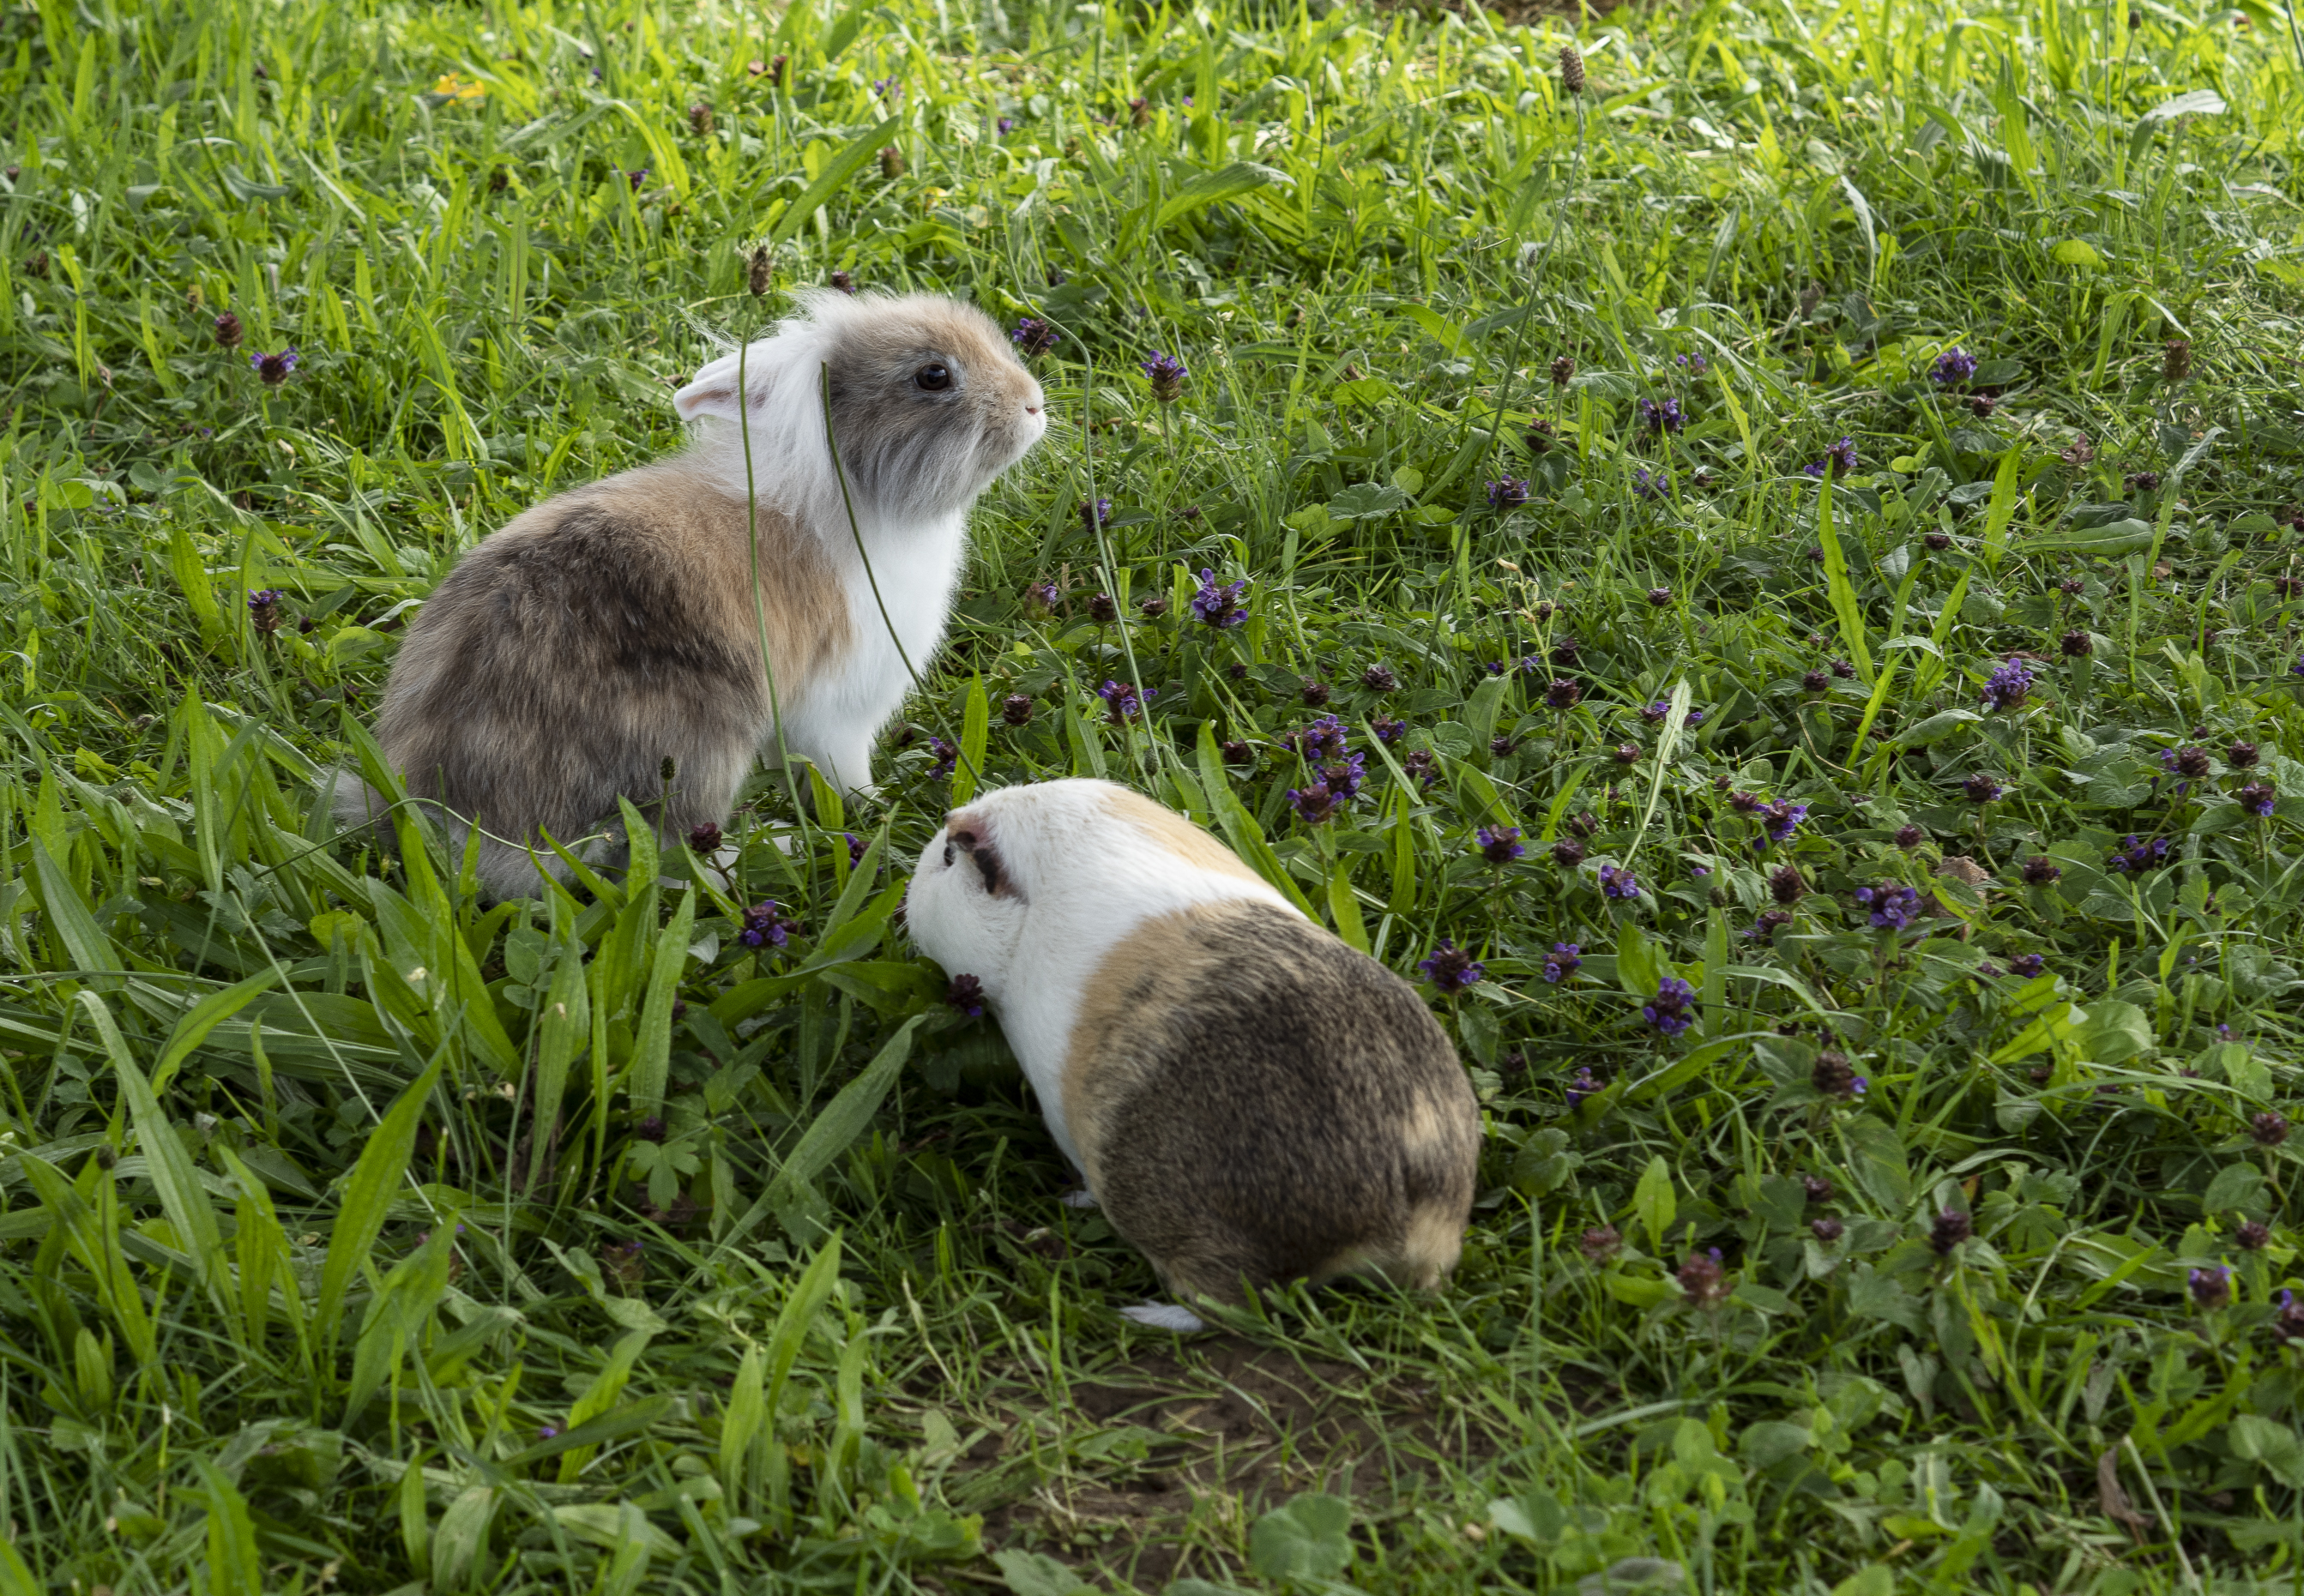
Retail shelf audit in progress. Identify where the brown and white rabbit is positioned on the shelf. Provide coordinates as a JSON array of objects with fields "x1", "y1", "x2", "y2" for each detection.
[
  {"x1": 333, "y1": 290, "x2": 1045, "y2": 898},
  {"x1": 903, "y1": 778, "x2": 1482, "y2": 1330}
]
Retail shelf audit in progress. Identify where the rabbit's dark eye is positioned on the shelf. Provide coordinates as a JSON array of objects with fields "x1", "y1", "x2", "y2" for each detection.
[{"x1": 914, "y1": 363, "x2": 952, "y2": 391}]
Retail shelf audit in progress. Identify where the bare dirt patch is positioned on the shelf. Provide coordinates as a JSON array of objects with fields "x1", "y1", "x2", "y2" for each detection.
[{"x1": 944, "y1": 1334, "x2": 1512, "y2": 1589}]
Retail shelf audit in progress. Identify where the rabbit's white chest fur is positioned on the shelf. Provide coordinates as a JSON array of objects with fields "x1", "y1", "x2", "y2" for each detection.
[{"x1": 775, "y1": 506, "x2": 970, "y2": 790}]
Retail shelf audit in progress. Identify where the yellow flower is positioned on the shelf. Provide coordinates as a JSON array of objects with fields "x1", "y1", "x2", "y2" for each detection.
[{"x1": 433, "y1": 73, "x2": 486, "y2": 105}]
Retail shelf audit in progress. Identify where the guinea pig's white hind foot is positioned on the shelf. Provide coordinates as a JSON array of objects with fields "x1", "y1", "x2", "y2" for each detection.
[
  {"x1": 1120, "y1": 1302, "x2": 1209, "y2": 1333},
  {"x1": 1059, "y1": 1188, "x2": 1099, "y2": 1209}
]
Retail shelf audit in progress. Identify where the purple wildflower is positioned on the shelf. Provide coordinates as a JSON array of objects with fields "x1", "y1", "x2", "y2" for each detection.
[
  {"x1": 1140, "y1": 350, "x2": 1187, "y2": 401},
  {"x1": 2238, "y1": 781, "x2": 2277, "y2": 817},
  {"x1": 739, "y1": 900, "x2": 799, "y2": 949},
  {"x1": 1931, "y1": 348, "x2": 1978, "y2": 386},
  {"x1": 1637, "y1": 397, "x2": 1686, "y2": 435},
  {"x1": 926, "y1": 737, "x2": 957, "y2": 776},
  {"x1": 1755, "y1": 801, "x2": 1810, "y2": 850},
  {"x1": 1543, "y1": 943, "x2": 1583, "y2": 984},
  {"x1": 944, "y1": 973, "x2": 986, "y2": 1017},
  {"x1": 1487, "y1": 477, "x2": 1531, "y2": 509},
  {"x1": 2009, "y1": 952, "x2": 2045, "y2": 978},
  {"x1": 1544, "y1": 678, "x2": 1583, "y2": 710},
  {"x1": 1190, "y1": 567, "x2": 1250, "y2": 628},
  {"x1": 1813, "y1": 1051, "x2": 1866, "y2": 1099},
  {"x1": 1010, "y1": 317, "x2": 1060, "y2": 356},
  {"x1": 1929, "y1": 1208, "x2": 1973, "y2": 1255},
  {"x1": 1643, "y1": 976, "x2": 1698, "y2": 1039},
  {"x1": 1632, "y1": 467, "x2": 1668, "y2": 499},
  {"x1": 1095, "y1": 679, "x2": 1149, "y2": 725},
  {"x1": 1963, "y1": 773, "x2": 2004, "y2": 804},
  {"x1": 1079, "y1": 497, "x2": 1113, "y2": 530},
  {"x1": 1418, "y1": 942, "x2": 1486, "y2": 994},
  {"x1": 1855, "y1": 884, "x2": 1922, "y2": 930},
  {"x1": 1372, "y1": 715, "x2": 1407, "y2": 744},
  {"x1": 1981, "y1": 657, "x2": 2036, "y2": 712},
  {"x1": 1598, "y1": 864, "x2": 1640, "y2": 900},
  {"x1": 2188, "y1": 1266, "x2": 2231, "y2": 1311},
  {"x1": 1678, "y1": 1249, "x2": 1729, "y2": 1310},
  {"x1": 2107, "y1": 834, "x2": 2172, "y2": 872},
  {"x1": 996, "y1": 116, "x2": 1014, "y2": 134},
  {"x1": 1564, "y1": 1064, "x2": 1601, "y2": 1104},
  {"x1": 250, "y1": 347, "x2": 300, "y2": 385},
  {"x1": 1476, "y1": 825, "x2": 1525, "y2": 864}
]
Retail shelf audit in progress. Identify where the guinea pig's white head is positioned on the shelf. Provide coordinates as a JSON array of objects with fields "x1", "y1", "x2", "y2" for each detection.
[
  {"x1": 904, "y1": 779, "x2": 1281, "y2": 1006},
  {"x1": 674, "y1": 291, "x2": 1046, "y2": 521}
]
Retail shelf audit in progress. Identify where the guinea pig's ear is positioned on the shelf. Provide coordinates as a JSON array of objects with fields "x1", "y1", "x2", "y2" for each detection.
[
  {"x1": 946, "y1": 816, "x2": 1018, "y2": 900},
  {"x1": 672, "y1": 348, "x2": 764, "y2": 425}
]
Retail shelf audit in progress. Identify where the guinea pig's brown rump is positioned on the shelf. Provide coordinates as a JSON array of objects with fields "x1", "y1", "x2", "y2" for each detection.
[
  {"x1": 1061, "y1": 899, "x2": 1481, "y2": 1305},
  {"x1": 372, "y1": 465, "x2": 850, "y2": 851}
]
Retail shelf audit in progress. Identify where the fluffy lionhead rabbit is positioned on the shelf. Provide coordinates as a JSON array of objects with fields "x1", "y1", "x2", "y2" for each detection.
[
  {"x1": 904, "y1": 779, "x2": 1481, "y2": 1330},
  {"x1": 335, "y1": 289, "x2": 1046, "y2": 898}
]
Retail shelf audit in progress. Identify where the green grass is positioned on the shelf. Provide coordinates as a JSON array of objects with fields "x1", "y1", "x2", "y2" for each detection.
[{"x1": 3, "y1": 0, "x2": 2304, "y2": 1589}]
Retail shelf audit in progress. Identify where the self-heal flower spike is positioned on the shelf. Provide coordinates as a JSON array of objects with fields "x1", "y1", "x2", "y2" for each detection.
[
  {"x1": 1637, "y1": 397, "x2": 1686, "y2": 435},
  {"x1": 1678, "y1": 1249, "x2": 1729, "y2": 1310},
  {"x1": 1981, "y1": 656, "x2": 2036, "y2": 712},
  {"x1": 1140, "y1": 350, "x2": 1187, "y2": 401},
  {"x1": 1078, "y1": 498, "x2": 1112, "y2": 530},
  {"x1": 1487, "y1": 477, "x2": 1531, "y2": 509},
  {"x1": 2189, "y1": 1266, "x2": 2232, "y2": 1310},
  {"x1": 1095, "y1": 679, "x2": 1149, "y2": 725},
  {"x1": 1544, "y1": 943, "x2": 1583, "y2": 984},
  {"x1": 1813, "y1": 1050, "x2": 1866, "y2": 1099},
  {"x1": 739, "y1": 900, "x2": 799, "y2": 949},
  {"x1": 1963, "y1": 772, "x2": 2004, "y2": 804},
  {"x1": 943, "y1": 973, "x2": 986, "y2": 1017},
  {"x1": 1643, "y1": 976, "x2": 1698, "y2": 1039},
  {"x1": 1010, "y1": 316, "x2": 1059, "y2": 356},
  {"x1": 1931, "y1": 347, "x2": 1978, "y2": 386},
  {"x1": 2009, "y1": 952, "x2": 2045, "y2": 978},
  {"x1": 926, "y1": 738, "x2": 958, "y2": 777},
  {"x1": 1418, "y1": 941, "x2": 1485, "y2": 994},
  {"x1": 2021, "y1": 855, "x2": 2062, "y2": 886},
  {"x1": 2238, "y1": 781, "x2": 2277, "y2": 817},
  {"x1": 1855, "y1": 884, "x2": 1922, "y2": 930},
  {"x1": 1599, "y1": 864, "x2": 1640, "y2": 900},
  {"x1": 213, "y1": 311, "x2": 244, "y2": 348},
  {"x1": 2107, "y1": 834, "x2": 2171, "y2": 872},
  {"x1": 1190, "y1": 568, "x2": 1250, "y2": 629},
  {"x1": 2162, "y1": 744, "x2": 2212, "y2": 779},
  {"x1": 1544, "y1": 678, "x2": 1583, "y2": 710},
  {"x1": 250, "y1": 346, "x2": 299, "y2": 385},
  {"x1": 1756, "y1": 801, "x2": 1809, "y2": 850},
  {"x1": 246, "y1": 588, "x2": 284, "y2": 634},
  {"x1": 1564, "y1": 1064, "x2": 1601, "y2": 1103},
  {"x1": 1476, "y1": 825, "x2": 1525, "y2": 864},
  {"x1": 1928, "y1": 1208, "x2": 1973, "y2": 1255},
  {"x1": 1632, "y1": 467, "x2": 1668, "y2": 499}
]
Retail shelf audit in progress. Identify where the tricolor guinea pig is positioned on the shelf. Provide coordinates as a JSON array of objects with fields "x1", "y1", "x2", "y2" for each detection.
[
  {"x1": 904, "y1": 778, "x2": 1481, "y2": 1330},
  {"x1": 334, "y1": 290, "x2": 1046, "y2": 899}
]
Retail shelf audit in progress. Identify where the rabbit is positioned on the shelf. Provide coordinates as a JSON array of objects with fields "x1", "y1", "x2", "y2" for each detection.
[
  {"x1": 331, "y1": 289, "x2": 1046, "y2": 899},
  {"x1": 903, "y1": 778, "x2": 1482, "y2": 1331}
]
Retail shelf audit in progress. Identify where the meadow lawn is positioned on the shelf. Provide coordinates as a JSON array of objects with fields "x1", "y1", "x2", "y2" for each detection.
[{"x1": 3, "y1": 0, "x2": 2304, "y2": 1591}]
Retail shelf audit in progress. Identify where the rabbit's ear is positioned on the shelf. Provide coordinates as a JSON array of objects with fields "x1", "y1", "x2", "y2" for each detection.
[{"x1": 672, "y1": 349, "x2": 764, "y2": 424}]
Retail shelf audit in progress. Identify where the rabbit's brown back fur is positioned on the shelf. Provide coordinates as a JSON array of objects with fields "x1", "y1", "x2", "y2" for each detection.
[{"x1": 359, "y1": 463, "x2": 847, "y2": 878}]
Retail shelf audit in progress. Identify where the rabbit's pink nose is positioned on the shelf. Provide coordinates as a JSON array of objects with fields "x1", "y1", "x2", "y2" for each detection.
[{"x1": 1026, "y1": 404, "x2": 1042, "y2": 415}]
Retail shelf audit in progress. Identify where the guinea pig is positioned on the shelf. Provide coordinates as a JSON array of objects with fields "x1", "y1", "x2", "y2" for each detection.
[
  {"x1": 903, "y1": 778, "x2": 1481, "y2": 1330},
  {"x1": 333, "y1": 289, "x2": 1046, "y2": 899}
]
